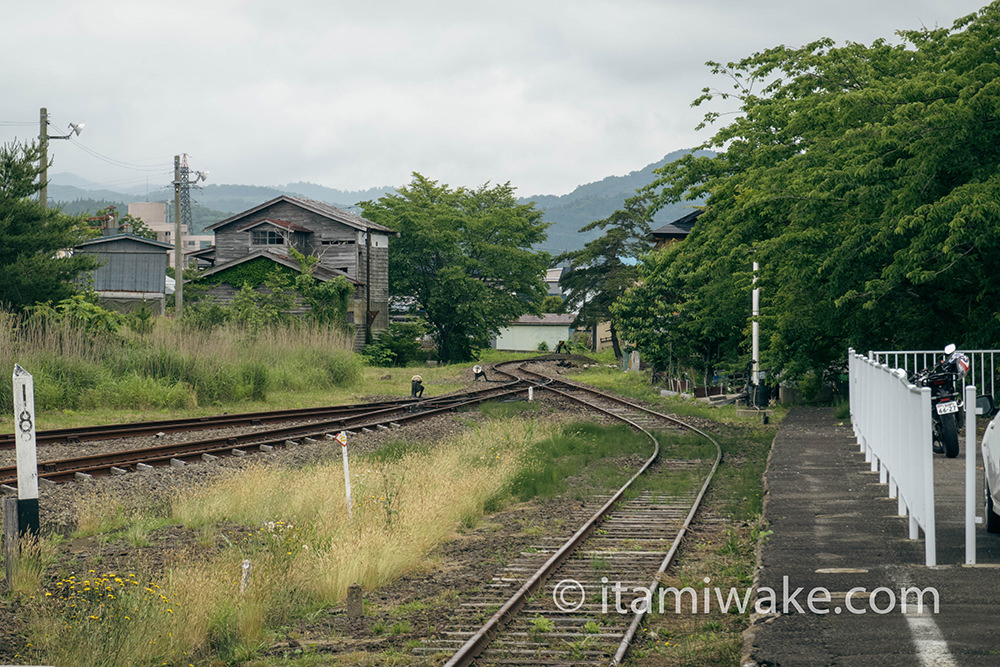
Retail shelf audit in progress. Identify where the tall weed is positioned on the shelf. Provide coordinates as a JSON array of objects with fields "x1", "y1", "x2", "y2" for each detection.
[{"x1": 0, "y1": 310, "x2": 357, "y2": 415}]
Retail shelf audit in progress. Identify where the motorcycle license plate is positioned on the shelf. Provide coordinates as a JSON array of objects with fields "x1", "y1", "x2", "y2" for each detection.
[{"x1": 936, "y1": 402, "x2": 959, "y2": 415}]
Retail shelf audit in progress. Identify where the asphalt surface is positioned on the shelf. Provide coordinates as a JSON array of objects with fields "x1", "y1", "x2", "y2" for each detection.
[{"x1": 745, "y1": 407, "x2": 1000, "y2": 667}]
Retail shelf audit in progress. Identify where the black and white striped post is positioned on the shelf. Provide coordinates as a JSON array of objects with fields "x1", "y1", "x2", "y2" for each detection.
[{"x1": 12, "y1": 364, "x2": 39, "y2": 536}]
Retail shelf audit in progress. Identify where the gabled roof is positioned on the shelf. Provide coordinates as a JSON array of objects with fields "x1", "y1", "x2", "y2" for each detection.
[
  {"x1": 196, "y1": 249, "x2": 363, "y2": 286},
  {"x1": 186, "y1": 245, "x2": 216, "y2": 258},
  {"x1": 75, "y1": 233, "x2": 174, "y2": 250},
  {"x1": 650, "y1": 209, "x2": 703, "y2": 240},
  {"x1": 207, "y1": 195, "x2": 399, "y2": 236},
  {"x1": 236, "y1": 218, "x2": 313, "y2": 234}
]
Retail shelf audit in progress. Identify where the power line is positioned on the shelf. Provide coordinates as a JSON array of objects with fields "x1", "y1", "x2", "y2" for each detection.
[{"x1": 66, "y1": 137, "x2": 171, "y2": 172}]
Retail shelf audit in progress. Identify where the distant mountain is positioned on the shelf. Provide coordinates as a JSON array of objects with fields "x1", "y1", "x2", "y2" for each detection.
[
  {"x1": 48, "y1": 149, "x2": 709, "y2": 252},
  {"x1": 521, "y1": 148, "x2": 711, "y2": 257}
]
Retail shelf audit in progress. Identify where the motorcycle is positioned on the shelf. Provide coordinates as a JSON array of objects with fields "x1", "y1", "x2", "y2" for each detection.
[{"x1": 911, "y1": 344, "x2": 970, "y2": 458}]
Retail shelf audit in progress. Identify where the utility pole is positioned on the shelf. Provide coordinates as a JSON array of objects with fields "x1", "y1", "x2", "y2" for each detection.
[
  {"x1": 752, "y1": 261, "x2": 760, "y2": 388},
  {"x1": 173, "y1": 156, "x2": 183, "y2": 315},
  {"x1": 39, "y1": 108, "x2": 49, "y2": 209},
  {"x1": 38, "y1": 107, "x2": 83, "y2": 209}
]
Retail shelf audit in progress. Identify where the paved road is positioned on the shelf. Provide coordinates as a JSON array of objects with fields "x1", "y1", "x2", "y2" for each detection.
[{"x1": 745, "y1": 407, "x2": 1000, "y2": 667}]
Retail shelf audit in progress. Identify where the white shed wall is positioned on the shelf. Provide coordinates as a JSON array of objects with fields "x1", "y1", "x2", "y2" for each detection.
[{"x1": 494, "y1": 325, "x2": 573, "y2": 352}]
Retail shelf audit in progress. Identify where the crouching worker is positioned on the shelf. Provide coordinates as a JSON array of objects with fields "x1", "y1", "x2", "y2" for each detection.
[{"x1": 411, "y1": 374, "x2": 424, "y2": 398}]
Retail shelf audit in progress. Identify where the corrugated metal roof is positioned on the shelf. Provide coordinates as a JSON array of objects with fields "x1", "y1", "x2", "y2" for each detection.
[{"x1": 75, "y1": 234, "x2": 173, "y2": 250}]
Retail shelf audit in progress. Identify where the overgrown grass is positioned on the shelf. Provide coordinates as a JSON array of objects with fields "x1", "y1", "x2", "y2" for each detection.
[
  {"x1": 22, "y1": 418, "x2": 556, "y2": 667},
  {"x1": 2, "y1": 534, "x2": 56, "y2": 597},
  {"x1": 630, "y1": 418, "x2": 777, "y2": 667},
  {"x1": 0, "y1": 312, "x2": 360, "y2": 427},
  {"x1": 507, "y1": 422, "x2": 655, "y2": 501},
  {"x1": 573, "y1": 364, "x2": 790, "y2": 426}
]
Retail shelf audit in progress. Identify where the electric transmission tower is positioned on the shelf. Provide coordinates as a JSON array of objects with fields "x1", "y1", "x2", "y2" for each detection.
[{"x1": 172, "y1": 154, "x2": 207, "y2": 315}]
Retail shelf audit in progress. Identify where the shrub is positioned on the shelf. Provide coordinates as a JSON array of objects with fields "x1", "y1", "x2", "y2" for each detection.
[{"x1": 362, "y1": 322, "x2": 426, "y2": 367}]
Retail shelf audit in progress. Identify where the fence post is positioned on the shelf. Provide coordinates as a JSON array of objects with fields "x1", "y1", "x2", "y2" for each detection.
[
  {"x1": 966, "y1": 384, "x2": 977, "y2": 565},
  {"x1": 2, "y1": 496, "x2": 18, "y2": 590},
  {"x1": 920, "y1": 385, "x2": 936, "y2": 567}
]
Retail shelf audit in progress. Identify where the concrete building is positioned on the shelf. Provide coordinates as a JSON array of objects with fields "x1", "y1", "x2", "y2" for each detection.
[{"x1": 127, "y1": 202, "x2": 213, "y2": 266}]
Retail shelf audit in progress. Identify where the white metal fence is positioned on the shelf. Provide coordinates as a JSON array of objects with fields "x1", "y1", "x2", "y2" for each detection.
[
  {"x1": 849, "y1": 349, "x2": 937, "y2": 566},
  {"x1": 870, "y1": 349, "x2": 999, "y2": 399}
]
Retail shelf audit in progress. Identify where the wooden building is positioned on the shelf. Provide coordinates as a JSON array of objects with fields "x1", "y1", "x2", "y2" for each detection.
[
  {"x1": 74, "y1": 234, "x2": 173, "y2": 314},
  {"x1": 650, "y1": 209, "x2": 702, "y2": 250},
  {"x1": 200, "y1": 196, "x2": 398, "y2": 349}
]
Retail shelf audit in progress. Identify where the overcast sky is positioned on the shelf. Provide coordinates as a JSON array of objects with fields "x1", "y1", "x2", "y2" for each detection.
[{"x1": 1, "y1": 0, "x2": 989, "y2": 198}]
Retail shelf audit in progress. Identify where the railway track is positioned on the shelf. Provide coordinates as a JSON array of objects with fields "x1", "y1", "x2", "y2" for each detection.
[
  {"x1": 0, "y1": 398, "x2": 421, "y2": 449},
  {"x1": 0, "y1": 379, "x2": 530, "y2": 489},
  {"x1": 2, "y1": 357, "x2": 724, "y2": 664},
  {"x1": 421, "y1": 360, "x2": 723, "y2": 666},
  {"x1": 0, "y1": 381, "x2": 540, "y2": 450}
]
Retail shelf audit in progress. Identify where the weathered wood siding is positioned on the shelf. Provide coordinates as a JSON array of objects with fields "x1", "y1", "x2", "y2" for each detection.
[
  {"x1": 208, "y1": 199, "x2": 394, "y2": 351},
  {"x1": 215, "y1": 201, "x2": 359, "y2": 268}
]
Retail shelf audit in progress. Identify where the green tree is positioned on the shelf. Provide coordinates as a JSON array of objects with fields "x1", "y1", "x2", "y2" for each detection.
[
  {"x1": 289, "y1": 247, "x2": 353, "y2": 326},
  {"x1": 539, "y1": 295, "x2": 565, "y2": 314},
  {"x1": 121, "y1": 213, "x2": 156, "y2": 240},
  {"x1": 0, "y1": 140, "x2": 98, "y2": 310},
  {"x1": 557, "y1": 192, "x2": 653, "y2": 360},
  {"x1": 618, "y1": 3, "x2": 1000, "y2": 381},
  {"x1": 90, "y1": 206, "x2": 157, "y2": 240},
  {"x1": 361, "y1": 174, "x2": 550, "y2": 363}
]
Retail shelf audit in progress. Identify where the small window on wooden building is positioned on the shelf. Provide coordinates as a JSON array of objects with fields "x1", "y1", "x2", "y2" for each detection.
[{"x1": 251, "y1": 229, "x2": 285, "y2": 245}]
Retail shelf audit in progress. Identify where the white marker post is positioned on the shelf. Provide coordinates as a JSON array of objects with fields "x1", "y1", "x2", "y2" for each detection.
[
  {"x1": 336, "y1": 431, "x2": 353, "y2": 519},
  {"x1": 239, "y1": 558, "x2": 253, "y2": 594},
  {"x1": 12, "y1": 365, "x2": 39, "y2": 536}
]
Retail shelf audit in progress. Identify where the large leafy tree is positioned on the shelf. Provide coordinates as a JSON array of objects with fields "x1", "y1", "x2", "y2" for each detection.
[
  {"x1": 0, "y1": 141, "x2": 98, "y2": 310},
  {"x1": 361, "y1": 174, "x2": 550, "y2": 363},
  {"x1": 556, "y1": 192, "x2": 653, "y2": 360},
  {"x1": 616, "y1": 3, "x2": 1000, "y2": 382}
]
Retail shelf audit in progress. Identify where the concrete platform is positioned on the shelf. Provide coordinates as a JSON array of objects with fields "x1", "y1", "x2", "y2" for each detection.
[{"x1": 745, "y1": 407, "x2": 1000, "y2": 667}]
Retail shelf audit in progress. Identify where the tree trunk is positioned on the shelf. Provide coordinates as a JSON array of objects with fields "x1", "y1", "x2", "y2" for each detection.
[{"x1": 610, "y1": 321, "x2": 623, "y2": 361}]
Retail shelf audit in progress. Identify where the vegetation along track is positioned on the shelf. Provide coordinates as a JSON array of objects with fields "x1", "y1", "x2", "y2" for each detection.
[
  {"x1": 0, "y1": 398, "x2": 436, "y2": 449},
  {"x1": 423, "y1": 360, "x2": 723, "y2": 667},
  {"x1": 3, "y1": 357, "x2": 723, "y2": 665},
  {"x1": 0, "y1": 380, "x2": 531, "y2": 489}
]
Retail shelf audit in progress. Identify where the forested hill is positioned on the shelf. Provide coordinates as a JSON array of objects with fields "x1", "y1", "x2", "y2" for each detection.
[
  {"x1": 523, "y1": 148, "x2": 711, "y2": 256},
  {"x1": 49, "y1": 149, "x2": 708, "y2": 254}
]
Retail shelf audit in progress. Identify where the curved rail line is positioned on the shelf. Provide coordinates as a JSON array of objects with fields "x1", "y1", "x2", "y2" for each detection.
[
  {"x1": 433, "y1": 360, "x2": 723, "y2": 667},
  {"x1": 0, "y1": 380, "x2": 530, "y2": 488},
  {"x1": 0, "y1": 380, "x2": 534, "y2": 450},
  {"x1": 0, "y1": 398, "x2": 420, "y2": 449},
  {"x1": 2, "y1": 357, "x2": 724, "y2": 663}
]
